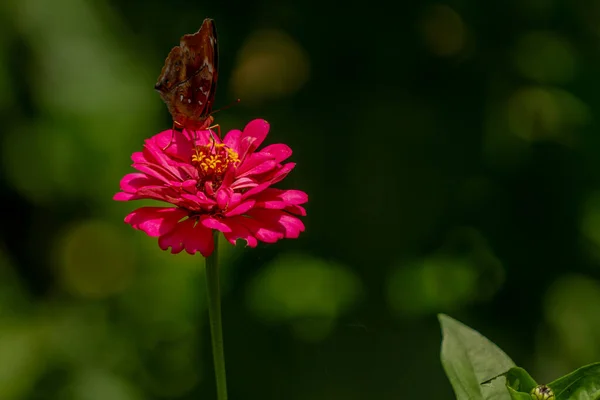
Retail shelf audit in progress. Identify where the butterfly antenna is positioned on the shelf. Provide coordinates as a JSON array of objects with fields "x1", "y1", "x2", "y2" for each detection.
[{"x1": 211, "y1": 98, "x2": 241, "y2": 115}]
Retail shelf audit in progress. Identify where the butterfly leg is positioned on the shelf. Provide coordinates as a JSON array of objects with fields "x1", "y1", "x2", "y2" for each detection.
[
  {"x1": 208, "y1": 124, "x2": 222, "y2": 140},
  {"x1": 206, "y1": 124, "x2": 221, "y2": 152},
  {"x1": 162, "y1": 122, "x2": 178, "y2": 151}
]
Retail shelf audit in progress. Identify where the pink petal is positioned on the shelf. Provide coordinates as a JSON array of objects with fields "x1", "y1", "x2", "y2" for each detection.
[
  {"x1": 255, "y1": 200, "x2": 287, "y2": 209},
  {"x1": 181, "y1": 179, "x2": 198, "y2": 193},
  {"x1": 238, "y1": 119, "x2": 270, "y2": 162},
  {"x1": 278, "y1": 213, "x2": 305, "y2": 238},
  {"x1": 158, "y1": 222, "x2": 187, "y2": 254},
  {"x1": 225, "y1": 199, "x2": 256, "y2": 217},
  {"x1": 222, "y1": 217, "x2": 259, "y2": 248},
  {"x1": 158, "y1": 218, "x2": 215, "y2": 256},
  {"x1": 284, "y1": 204, "x2": 307, "y2": 216},
  {"x1": 226, "y1": 192, "x2": 243, "y2": 210},
  {"x1": 114, "y1": 186, "x2": 179, "y2": 203},
  {"x1": 131, "y1": 152, "x2": 146, "y2": 163},
  {"x1": 181, "y1": 193, "x2": 215, "y2": 207},
  {"x1": 149, "y1": 129, "x2": 178, "y2": 148},
  {"x1": 124, "y1": 207, "x2": 188, "y2": 237},
  {"x1": 240, "y1": 180, "x2": 273, "y2": 200},
  {"x1": 204, "y1": 181, "x2": 216, "y2": 197},
  {"x1": 150, "y1": 129, "x2": 195, "y2": 161},
  {"x1": 132, "y1": 163, "x2": 176, "y2": 185},
  {"x1": 184, "y1": 221, "x2": 215, "y2": 256},
  {"x1": 236, "y1": 152, "x2": 273, "y2": 175},
  {"x1": 118, "y1": 173, "x2": 163, "y2": 193},
  {"x1": 192, "y1": 129, "x2": 220, "y2": 146},
  {"x1": 254, "y1": 188, "x2": 309, "y2": 205},
  {"x1": 241, "y1": 163, "x2": 296, "y2": 199},
  {"x1": 158, "y1": 218, "x2": 192, "y2": 254},
  {"x1": 242, "y1": 217, "x2": 284, "y2": 243},
  {"x1": 200, "y1": 216, "x2": 232, "y2": 232},
  {"x1": 223, "y1": 129, "x2": 242, "y2": 152},
  {"x1": 113, "y1": 192, "x2": 136, "y2": 201},
  {"x1": 247, "y1": 209, "x2": 305, "y2": 239},
  {"x1": 227, "y1": 213, "x2": 285, "y2": 244},
  {"x1": 253, "y1": 198, "x2": 306, "y2": 215},
  {"x1": 237, "y1": 159, "x2": 278, "y2": 178},
  {"x1": 230, "y1": 177, "x2": 257, "y2": 191},
  {"x1": 220, "y1": 165, "x2": 236, "y2": 191},
  {"x1": 280, "y1": 189, "x2": 308, "y2": 204},
  {"x1": 216, "y1": 188, "x2": 231, "y2": 210},
  {"x1": 143, "y1": 140, "x2": 189, "y2": 180},
  {"x1": 264, "y1": 162, "x2": 296, "y2": 186},
  {"x1": 180, "y1": 128, "x2": 197, "y2": 141},
  {"x1": 258, "y1": 143, "x2": 292, "y2": 163},
  {"x1": 133, "y1": 186, "x2": 182, "y2": 203},
  {"x1": 166, "y1": 161, "x2": 198, "y2": 181}
]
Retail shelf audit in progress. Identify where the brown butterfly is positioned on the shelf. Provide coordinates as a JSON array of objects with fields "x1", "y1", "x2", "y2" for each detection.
[{"x1": 155, "y1": 18, "x2": 219, "y2": 134}]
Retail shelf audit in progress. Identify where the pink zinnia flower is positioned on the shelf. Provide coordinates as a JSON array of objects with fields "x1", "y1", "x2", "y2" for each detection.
[{"x1": 114, "y1": 119, "x2": 307, "y2": 256}]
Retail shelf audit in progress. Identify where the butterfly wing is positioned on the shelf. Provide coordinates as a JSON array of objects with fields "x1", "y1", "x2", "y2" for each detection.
[
  {"x1": 155, "y1": 18, "x2": 219, "y2": 130},
  {"x1": 180, "y1": 18, "x2": 219, "y2": 121}
]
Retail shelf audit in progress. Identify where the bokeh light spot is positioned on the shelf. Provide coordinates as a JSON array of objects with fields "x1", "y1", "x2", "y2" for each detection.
[
  {"x1": 246, "y1": 253, "x2": 362, "y2": 341},
  {"x1": 56, "y1": 220, "x2": 136, "y2": 298},
  {"x1": 0, "y1": 248, "x2": 30, "y2": 316},
  {"x1": 0, "y1": 325, "x2": 45, "y2": 400},
  {"x1": 506, "y1": 87, "x2": 589, "y2": 144},
  {"x1": 544, "y1": 274, "x2": 600, "y2": 365},
  {"x1": 231, "y1": 29, "x2": 310, "y2": 105},
  {"x1": 513, "y1": 31, "x2": 577, "y2": 84},
  {"x1": 8, "y1": 0, "x2": 159, "y2": 206},
  {"x1": 419, "y1": 4, "x2": 466, "y2": 57},
  {"x1": 388, "y1": 256, "x2": 478, "y2": 315},
  {"x1": 580, "y1": 191, "x2": 600, "y2": 261},
  {"x1": 388, "y1": 228, "x2": 504, "y2": 316},
  {"x1": 2, "y1": 123, "x2": 78, "y2": 203},
  {"x1": 64, "y1": 369, "x2": 141, "y2": 400}
]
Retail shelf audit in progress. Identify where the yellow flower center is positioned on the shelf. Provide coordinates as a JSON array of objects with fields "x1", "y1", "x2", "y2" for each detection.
[{"x1": 191, "y1": 142, "x2": 240, "y2": 179}]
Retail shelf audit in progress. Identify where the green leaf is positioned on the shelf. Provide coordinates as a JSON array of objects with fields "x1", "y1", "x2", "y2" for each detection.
[
  {"x1": 506, "y1": 387, "x2": 535, "y2": 400},
  {"x1": 505, "y1": 367, "x2": 538, "y2": 399},
  {"x1": 506, "y1": 367, "x2": 538, "y2": 393},
  {"x1": 439, "y1": 314, "x2": 516, "y2": 400},
  {"x1": 547, "y1": 362, "x2": 600, "y2": 400}
]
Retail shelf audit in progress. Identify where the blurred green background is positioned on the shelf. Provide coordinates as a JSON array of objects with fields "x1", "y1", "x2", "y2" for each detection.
[{"x1": 1, "y1": 0, "x2": 599, "y2": 398}]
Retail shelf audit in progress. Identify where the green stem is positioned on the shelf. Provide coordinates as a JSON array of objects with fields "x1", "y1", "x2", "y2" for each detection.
[{"x1": 205, "y1": 231, "x2": 228, "y2": 400}]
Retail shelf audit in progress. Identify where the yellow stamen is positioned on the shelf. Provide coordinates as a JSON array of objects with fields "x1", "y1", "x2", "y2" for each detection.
[{"x1": 192, "y1": 142, "x2": 240, "y2": 178}]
